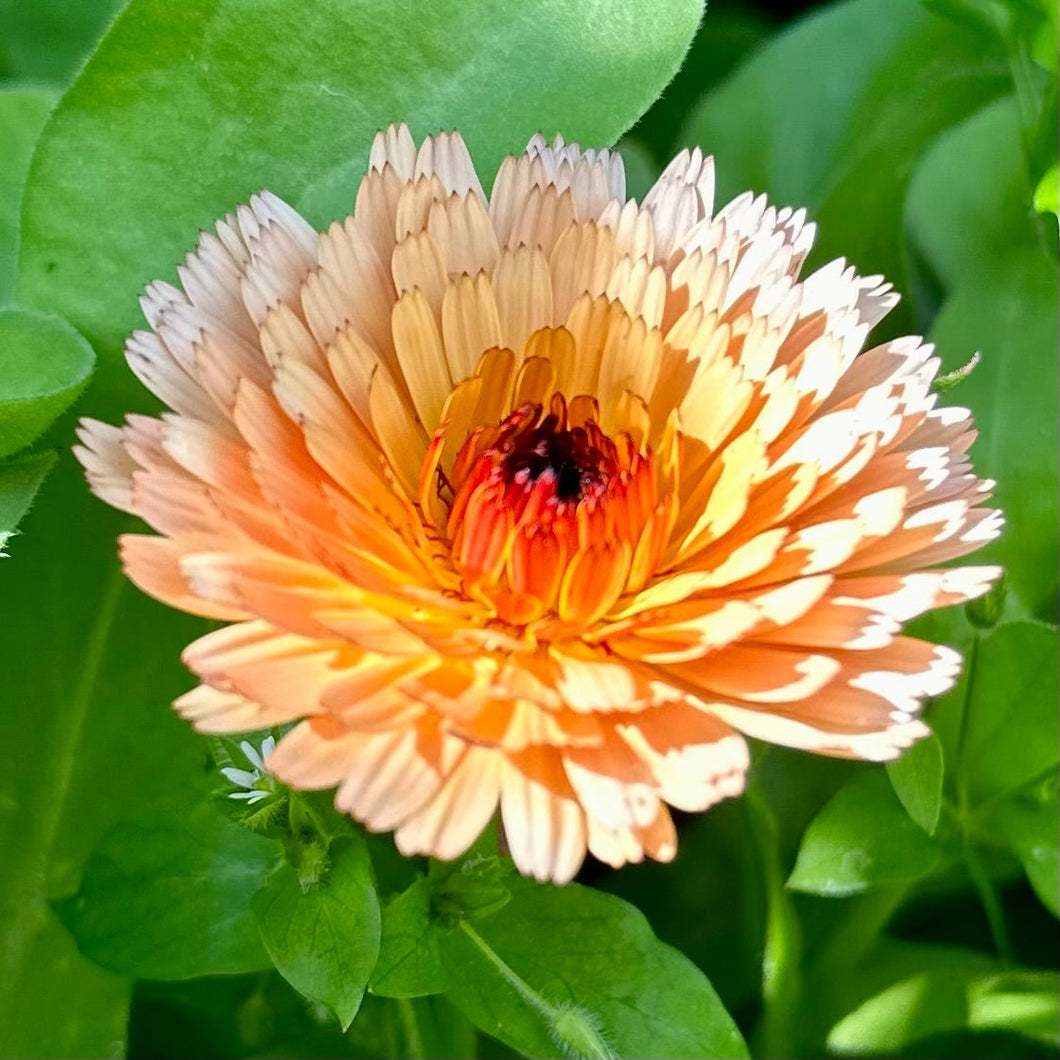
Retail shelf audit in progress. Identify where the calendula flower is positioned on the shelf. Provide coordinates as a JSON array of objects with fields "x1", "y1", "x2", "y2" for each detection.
[{"x1": 76, "y1": 125, "x2": 1001, "y2": 883}]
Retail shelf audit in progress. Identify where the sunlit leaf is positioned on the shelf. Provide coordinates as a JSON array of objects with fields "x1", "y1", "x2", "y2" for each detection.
[
  {"x1": 788, "y1": 771, "x2": 943, "y2": 896},
  {"x1": 827, "y1": 967, "x2": 1060, "y2": 1054}
]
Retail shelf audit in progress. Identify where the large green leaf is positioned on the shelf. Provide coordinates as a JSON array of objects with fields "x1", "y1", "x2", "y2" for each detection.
[
  {"x1": 57, "y1": 800, "x2": 280, "y2": 979},
  {"x1": 19, "y1": 0, "x2": 702, "y2": 362},
  {"x1": 253, "y1": 834, "x2": 381, "y2": 1030},
  {"x1": 439, "y1": 872, "x2": 748, "y2": 1059},
  {"x1": 0, "y1": 307, "x2": 94, "y2": 458},
  {"x1": 787, "y1": 771, "x2": 943, "y2": 896},
  {"x1": 0, "y1": 88, "x2": 56, "y2": 303}
]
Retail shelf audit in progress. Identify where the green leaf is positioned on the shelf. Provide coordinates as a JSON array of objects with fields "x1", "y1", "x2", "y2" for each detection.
[
  {"x1": 0, "y1": 88, "x2": 56, "y2": 303},
  {"x1": 684, "y1": 0, "x2": 1007, "y2": 332},
  {"x1": 929, "y1": 256, "x2": 1059, "y2": 619},
  {"x1": 253, "y1": 835, "x2": 381, "y2": 1030},
  {"x1": 439, "y1": 873, "x2": 747, "y2": 1059},
  {"x1": 1034, "y1": 161, "x2": 1059, "y2": 216},
  {"x1": 0, "y1": 449, "x2": 213, "y2": 1054},
  {"x1": 788, "y1": 771, "x2": 943, "y2": 896},
  {"x1": 0, "y1": 307, "x2": 95, "y2": 458},
  {"x1": 907, "y1": 97, "x2": 1041, "y2": 292},
  {"x1": 905, "y1": 100, "x2": 1058, "y2": 617},
  {"x1": 886, "y1": 734, "x2": 944, "y2": 835},
  {"x1": 683, "y1": 0, "x2": 926, "y2": 206},
  {"x1": 20, "y1": 0, "x2": 702, "y2": 360},
  {"x1": 57, "y1": 800, "x2": 280, "y2": 979},
  {"x1": 0, "y1": 0, "x2": 125, "y2": 84},
  {"x1": 960, "y1": 622, "x2": 1059, "y2": 802},
  {"x1": 827, "y1": 968, "x2": 1060, "y2": 1054},
  {"x1": 370, "y1": 877, "x2": 446, "y2": 999},
  {"x1": 980, "y1": 772, "x2": 1059, "y2": 917},
  {"x1": 0, "y1": 449, "x2": 54, "y2": 553}
]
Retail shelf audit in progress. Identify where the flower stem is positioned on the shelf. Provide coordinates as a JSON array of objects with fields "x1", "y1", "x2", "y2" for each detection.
[
  {"x1": 395, "y1": 997, "x2": 426, "y2": 1060},
  {"x1": 746, "y1": 782, "x2": 803, "y2": 1060},
  {"x1": 964, "y1": 834, "x2": 1015, "y2": 965}
]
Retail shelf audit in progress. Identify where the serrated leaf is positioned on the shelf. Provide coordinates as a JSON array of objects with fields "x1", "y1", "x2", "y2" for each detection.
[
  {"x1": 0, "y1": 307, "x2": 94, "y2": 458},
  {"x1": 788, "y1": 770, "x2": 943, "y2": 896},
  {"x1": 253, "y1": 835, "x2": 381, "y2": 1030},
  {"x1": 438, "y1": 873, "x2": 747, "y2": 1059},
  {"x1": 57, "y1": 800, "x2": 280, "y2": 979},
  {"x1": 0, "y1": 450, "x2": 54, "y2": 553}
]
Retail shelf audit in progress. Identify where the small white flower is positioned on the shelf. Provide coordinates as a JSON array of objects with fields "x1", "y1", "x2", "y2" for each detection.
[{"x1": 221, "y1": 736, "x2": 277, "y2": 804}]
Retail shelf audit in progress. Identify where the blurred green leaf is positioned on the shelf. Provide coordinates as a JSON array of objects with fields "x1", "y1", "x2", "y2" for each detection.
[
  {"x1": 684, "y1": 0, "x2": 1008, "y2": 333},
  {"x1": 439, "y1": 873, "x2": 748, "y2": 1059},
  {"x1": 827, "y1": 966, "x2": 1060, "y2": 1054},
  {"x1": 0, "y1": 88, "x2": 56, "y2": 303},
  {"x1": 788, "y1": 771, "x2": 943, "y2": 896},
  {"x1": 253, "y1": 834, "x2": 381, "y2": 1030},
  {"x1": 907, "y1": 98, "x2": 1039, "y2": 290},
  {"x1": 929, "y1": 255, "x2": 1058, "y2": 618},
  {"x1": 371, "y1": 876, "x2": 446, "y2": 999},
  {"x1": 1034, "y1": 161, "x2": 1059, "y2": 216},
  {"x1": 684, "y1": 0, "x2": 925, "y2": 205},
  {"x1": 0, "y1": 447, "x2": 212, "y2": 1054},
  {"x1": 979, "y1": 773, "x2": 1059, "y2": 917},
  {"x1": 57, "y1": 800, "x2": 280, "y2": 979},
  {"x1": 960, "y1": 622, "x2": 1059, "y2": 803},
  {"x1": 0, "y1": 307, "x2": 94, "y2": 457},
  {"x1": 887, "y1": 734, "x2": 945, "y2": 835},
  {"x1": 0, "y1": 449, "x2": 53, "y2": 553},
  {"x1": 0, "y1": 0, "x2": 125, "y2": 84},
  {"x1": 19, "y1": 0, "x2": 702, "y2": 360}
]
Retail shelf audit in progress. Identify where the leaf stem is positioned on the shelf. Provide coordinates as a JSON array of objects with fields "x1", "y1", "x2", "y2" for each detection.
[{"x1": 457, "y1": 920, "x2": 614, "y2": 1060}]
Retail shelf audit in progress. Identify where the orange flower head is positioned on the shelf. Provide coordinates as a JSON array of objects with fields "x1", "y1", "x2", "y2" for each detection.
[{"x1": 76, "y1": 126, "x2": 1002, "y2": 882}]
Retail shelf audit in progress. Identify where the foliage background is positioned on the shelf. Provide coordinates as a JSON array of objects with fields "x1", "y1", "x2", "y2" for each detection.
[{"x1": 0, "y1": 0, "x2": 1057, "y2": 1057}]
